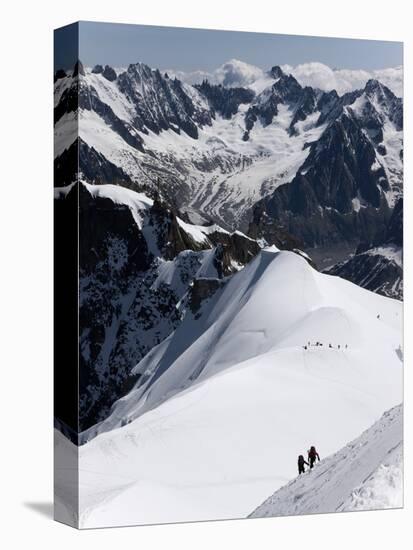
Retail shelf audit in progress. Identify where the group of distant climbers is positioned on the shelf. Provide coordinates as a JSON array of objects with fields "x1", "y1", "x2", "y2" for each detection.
[
  {"x1": 301, "y1": 314, "x2": 383, "y2": 351},
  {"x1": 303, "y1": 341, "x2": 348, "y2": 351},
  {"x1": 298, "y1": 446, "x2": 320, "y2": 474}
]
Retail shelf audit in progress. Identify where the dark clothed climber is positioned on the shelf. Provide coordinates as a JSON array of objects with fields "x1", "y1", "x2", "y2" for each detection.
[
  {"x1": 298, "y1": 454, "x2": 309, "y2": 474},
  {"x1": 308, "y1": 446, "x2": 320, "y2": 469}
]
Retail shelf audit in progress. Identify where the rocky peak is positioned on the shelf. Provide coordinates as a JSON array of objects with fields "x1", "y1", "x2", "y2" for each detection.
[
  {"x1": 102, "y1": 65, "x2": 117, "y2": 82},
  {"x1": 115, "y1": 62, "x2": 213, "y2": 139},
  {"x1": 195, "y1": 80, "x2": 255, "y2": 118},
  {"x1": 91, "y1": 64, "x2": 103, "y2": 74},
  {"x1": 72, "y1": 60, "x2": 85, "y2": 77},
  {"x1": 244, "y1": 67, "x2": 316, "y2": 138},
  {"x1": 364, "y1": 78, "x2": 385, "y2": 96},
  {"x1": 54, "y1": 68, "x2": 67, "y2": 83},
  {"x1": 269, "y1": 65, "x2": 285, "y2": 79}
]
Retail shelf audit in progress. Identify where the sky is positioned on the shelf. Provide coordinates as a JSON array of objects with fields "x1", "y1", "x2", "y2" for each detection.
[{"x1": 54, "y1": 21, "x2": 403, "y2": 72}]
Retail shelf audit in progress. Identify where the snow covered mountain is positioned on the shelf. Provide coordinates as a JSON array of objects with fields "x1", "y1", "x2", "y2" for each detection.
[
  {"x1": 53, "y1": 22, "x2": 404, "y2": 529},
  {"x1": 53, "y1": 58, "x2": 403, "y2": 526},
  {"x1": 55, "y1": 181, "x2": 260, "y2": 434},
  {"x1": 54, "y1": 247, "x2": 402, "y2": 527},
  {"x1": 250, "y1": 404, "x2": 403, "y2": 518},
  {"x1": 81, "y1": 246, "x2": 403, "y2": 443},
  {"x1": 54, "y1": 61, "x2": 403, "y2": 254},
  {"x1": 256, "y1": 77, "x2": 403, "y2": 250}
]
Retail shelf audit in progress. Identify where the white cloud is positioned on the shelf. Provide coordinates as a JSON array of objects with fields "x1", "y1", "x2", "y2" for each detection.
[
  {"x1": 166, "y1": 60, "x2": 403, "y2": 98},
  {"x1": 214, "y1": 59, "x2": 264, "y2": 87},
  {"x1": 166, "y1": 59, "x2": 265, "y2": 88},
  {"x1": 281, "y1": 62, "x2": 403, "y2": 97}
]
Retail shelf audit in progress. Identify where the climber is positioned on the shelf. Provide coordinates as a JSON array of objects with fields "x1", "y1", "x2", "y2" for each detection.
[
  {"x1": 298, "y1": 454, "x2": 309, "y2": 475},
  {"x1": 308, "y1": 446, "x2": 320, "y2": 469}
]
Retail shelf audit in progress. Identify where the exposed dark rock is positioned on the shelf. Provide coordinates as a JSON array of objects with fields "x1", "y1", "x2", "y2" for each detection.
[
  {"x1": 54, "y1": 138, "x2": 133, "y2": 188},
  {"x1": 189, "y1": 278, "x2": 224, "y2": 316},
  {"x1": 54, "y1": 71, "x2": 145, "y2": 152},
  {"x1": 72, "y1": 60, "x2": 85, "y2": 77},
  {"x1": 102, "y1": 65, "x2": 117, "y2": 82},
  {"x1": 77, "y1": 83, "x2": 144, "y2": 151},
  {"x1": 195, "y1": 81, "x2": 254, "y2": 118},
  {"x1": 326, "y1": 250, "x2": 402, "y2": 300},
  {"x1": 54, "y1": 76, "x2": 79, "y2": 124},
  {"x1": 116, "y1": 62, "x2": 213, "y2": 139},
  {"x1": 91, "y1": 64, "x2": 103, "y2": 74},
  {"x1": 54, "y1": 139, "x2": 78, "y2": 187},
  {"x1": 325, "y1": 198, "x2": 403, "y2": 299},
  {"x1": 244, "y1": 66, "x2": 317, "y2": 138},
  {"x1": 385, "y1": 198, "x2": 403, "y2": 246},
  {"x1": 54, "y1": 68, "x2": 67, "y2": 82},
  {"x1": 248, "y1": 203, "x2": 305, "y2": 250},
  {"x1": 256, "y1": 109, "x2": 392, "y2": 248},
  {"x1": 269, "y1": 65, "x2": 284, "y2": 79}
]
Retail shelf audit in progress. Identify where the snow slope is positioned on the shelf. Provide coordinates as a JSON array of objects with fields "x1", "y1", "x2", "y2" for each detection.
[
  {"x1": 250, "y1": 404, "x2": 403, "y2": 518},
  {"x1": 75, "y1": 248, "x2": 402, "y2": 528}
]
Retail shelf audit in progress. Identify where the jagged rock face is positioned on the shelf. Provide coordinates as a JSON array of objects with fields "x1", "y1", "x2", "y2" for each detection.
[
  {"x1": 54, "y1": 139, "x2": 78, "y2": 186},
  {"x1": 326, "y1": 250, "x2": 402, "y2": 300},
  {"x1": 72, "y1": 60, "x2": 85, "y2": 77},
  {"x1": 243, "y1": 68, "x2": 317, "y2": 139},
  {"x1": 78, "y1": 183, "x2": 156, "y2": 430},
  {"x1": 78, "y1": 139, "x2": 134, "y2": 186},
  {"x1": 363, "y1": 79, "x2": 403, "y2": 131},
  {"x1": 149, "y1": 198, "x2": 207, "y2": 259},
  {"x1": 195, "y1": 81, "x2": 254, "y2": 119},
  {"x1": 189, "y1": 278, "x2": 225, "y2": 317},
  {"x1": 54, "y1": 70, "x2": 145, "y2": 152},
  {"x1": 247, "y1": 206, "x2": 317, "y2": 268},
  {"x1": 248, "y1": 204, "x2": 305, "y2": 250},
  {"x1": 79, "y1": 82, "x2": 145, "y2": 151},
  {"x1": 54, "y1": 74, "x2": 79, "y2": 124},
  {"x1": 204, "y1": 230, "x2": 260, "y2": 274},
  {"x1": 147, "y1": 197, "x2": 261, "y2": 272},
  {"x1": 92, "y1": 64, "x2": 103, "y2": 74},
  {"x1": 255, "y1": 79, "x2": 403, "y2": 248},
  {"x1": 385, "y1": 197, "x2": 403, "y2": 246},
  {"x1": 102, "y1": 65, "x2": 117, "y2": 82},
  {"x1": 54, "y1": 68, "x2": 67, "y2": 83},
  {"x1": 54, "y1": 138, "x2": 134, "y2": 187},
  {"x1": 116, "y1": 63, "x2": 213, "y2": 138}
]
